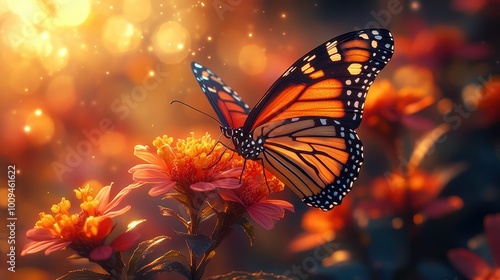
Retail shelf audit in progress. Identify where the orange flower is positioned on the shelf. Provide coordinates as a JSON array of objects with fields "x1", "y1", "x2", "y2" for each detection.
[
  {"x1": 21, "y1": 183, "x2": 134, "y2": 260},
  {"x1": 219, "y1": 159, "x2": 294, "y2": 230},
  {"x1": 288, "y1": 196, "x2": 352, "y2": 253},
  {"x1": 448, "y1": 214, "x2": 500, "y2": 279},
  {"x1": 364, "y1": 65, "x2": 437, "y2": 134},
  {"x1": 128, "y1": 132, "x2": 241, "y2": 196},
  {"x1": 356, "y1": 165, "x2": 464, "y2": 223}
]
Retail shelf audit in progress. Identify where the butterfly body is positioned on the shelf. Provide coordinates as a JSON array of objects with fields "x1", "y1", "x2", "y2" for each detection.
[{"x1": 191, "y1": 29, "x2": 394, "y2": 211}]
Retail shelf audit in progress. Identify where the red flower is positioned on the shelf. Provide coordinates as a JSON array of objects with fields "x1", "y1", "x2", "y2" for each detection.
[{"x1": 448, "y1": 214, "x2": 500, "y2": 279}]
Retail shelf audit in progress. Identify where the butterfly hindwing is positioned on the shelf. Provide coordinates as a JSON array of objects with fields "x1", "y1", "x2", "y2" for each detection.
[
  {"x1": 245, "y1": 29, "x2": 394, "y2": 131},
  {"x1": 191, "y1": 62, "x2": 250, "y2": 128},
  {"x1": 253, "y1": 117, "x2": 363, "y2": 210}
]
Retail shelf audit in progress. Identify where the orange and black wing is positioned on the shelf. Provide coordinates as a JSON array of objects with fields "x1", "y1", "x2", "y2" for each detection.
[
  {"x1": 254, "y1": 117, "x2": 363, "y2": 210},
  {"x1": 191, "y1": 62, "x2": 250, "y2": 128},
  {"x1": 244, "y1": 29, "x2": 394, "y2": 132}
]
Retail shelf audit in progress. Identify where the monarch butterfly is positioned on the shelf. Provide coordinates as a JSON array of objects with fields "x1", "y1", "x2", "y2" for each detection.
[{"x1": 191, "y1": 29, "x2": 394, "y2": 211}]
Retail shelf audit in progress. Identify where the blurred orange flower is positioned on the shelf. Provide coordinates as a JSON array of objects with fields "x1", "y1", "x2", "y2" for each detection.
[
  {"x1": 448, "y1": 214, "x2": 500, "y2": 279},
  {"x1": 128, "y1": 132, "x2": 242, "y2": 196},
  {"x1": 288, "y1": 196, "x2": 352, "y2": 252},
  {"x1": 364, "y1": 65, "x2": 437, "y2": 138},
  {"x1": 219, "y1": 159, "x2": 293, "y2": 230},
  {"x1": 355, "y1": 165, "x2": 464, "y2": 223},
  {"x1": 397, "y1": 25, "x2": 490, "y2": 62},
  {"x1": 21, "y1": 183, "x2": 136, "y2": 260}
]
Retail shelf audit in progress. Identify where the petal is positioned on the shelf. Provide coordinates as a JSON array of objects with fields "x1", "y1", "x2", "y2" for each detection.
[
  {"x1": 485, "y1": 213, "x2": 500, "y2": 267},
  {"x1": 421, "y1": 196, "x2": 463, "y2": 219},
  {"x1": 190, "y1": 178, "x2": 241, "y2": 191},
  {"x1": 100, "y1": 185, "x2": 132, "y2": 216},
  {"x1": 94, "y1": 184, "x2": 112, "y2": 211},
  {"x1": 26, "y1": 228, "x2": 59, "y2": 240},
  {"x1": 148, "y1": 181, "x2": 177, "y2": 196},
  {"x1": 21, "y1": 240, "x2": 69, "y2": 256},
  {"x1": 219, "y1": 189, "x2": 244, "y2": 205},
  {"x1": 131, "y1": 168, "x2": 172, "y2": 184},
  {"x1": 218, "y1": 167, "x2": 244, "y2": 178},
  {"x1": 90, "y1": 245, "x2": 113, "y2": 261},
  {"x1": 44, "y1": 241, "x2": 72, "y2": 255},
  {"x1": 448, "y1": 248, "x2": 492, "y2": 278},
  {"x1": 133, "y1": 145, "x2": 168, "y2": 169},
  {"x1": 103, "y1": 206, "x2": 131, "y2": 219},
  {"x1": 128, "y1": 163, "x2": 165, "y2": 174},
  {"x1": 110, "y1": 231, "x2": 141, "y2": 252},
  {"x1": 190, "y1": 181, "x2": 217, "y2": 191},
  {"x1": 246, "y1": 199, "x2": 294, "y2": 230}
]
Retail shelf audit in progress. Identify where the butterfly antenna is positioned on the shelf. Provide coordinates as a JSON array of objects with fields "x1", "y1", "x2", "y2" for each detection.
[{"x1": 170, "y1": 100, "x2": 222, "y2": 126}]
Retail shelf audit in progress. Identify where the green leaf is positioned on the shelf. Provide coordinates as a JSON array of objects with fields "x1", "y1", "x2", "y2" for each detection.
[
  {"x1": 205, "y1": 271, "x2": 293, "y2": 280},
  {"x1": 176, "y1": 232, "x2": 214, "y2": 257},
  {"x1": 57, "y1": 269, "x2": 112, "y2": 280},
  {"x1": 236, "y1": 217, "x2": 255, "y2": 246},
  {"x1": 138, "y1": 250, "x2": 191, "y2": 279},
  {"x1": 158, "y1": 206, "x2": 189, "y2": 227},
  {"x1": 127, "y1": 236, "x2": 170, "y2": 277}
]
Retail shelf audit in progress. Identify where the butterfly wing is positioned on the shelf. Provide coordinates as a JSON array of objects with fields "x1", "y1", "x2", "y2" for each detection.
[
  {"x1": 191, "y1": 62, "x2": 250, "y2": 128},
  {"x1": 244, "y1": 29, "x2": 394, "y2": 132},
  {"x1": 254, "y1": 117, "x2": 363, "y2": 210}
]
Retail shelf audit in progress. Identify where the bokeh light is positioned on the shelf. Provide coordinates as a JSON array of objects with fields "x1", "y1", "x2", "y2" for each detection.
[
  {"x1": 239, "y1": 44, "x2": 267, "y2": 75},
  {"x1": 102, "y1": 16, "x2": 142, "y2": 55},
  {"x1": 24, "y1": 109, "x2": 55, "y2": 146},
  {"x1": 152, "y1": 21, "x2": 191, "y2": 64}
]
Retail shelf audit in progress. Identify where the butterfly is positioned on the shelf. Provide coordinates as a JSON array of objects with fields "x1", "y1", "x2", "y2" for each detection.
[{"x1": 191, "y1": 29, "x2": 394, "y2": 211}]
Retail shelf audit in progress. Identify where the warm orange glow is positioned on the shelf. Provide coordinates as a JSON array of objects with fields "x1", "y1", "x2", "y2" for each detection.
[{"x1": 239, "y1": 44, "x2": 267, "y2": 75}]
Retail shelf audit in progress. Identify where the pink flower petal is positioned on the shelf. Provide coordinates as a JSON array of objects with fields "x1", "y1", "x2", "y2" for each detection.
[
  {"x1": 246, "y1": 199, "x2": 294, "y2": 230},
  {"x1": 133, "y1": 145, "x2": 168, "y2": 169},
  {"x1": 485, "y1": 214, "x2": 500, "y2": 267},
  {"x1": 21, "y1": 240, "x2": 69, "y2": 256},
  {"x1": 148, "y1": 181, "x2": 177, "y2": 196},
  {"x1": 102, "y1": 205, "x2": 131, "y2": 219},
  {"x1": 44, "y1": 241, "x2": 72, "y2": 255},
  {"x1": 448, "y1": 248, "x2": 491, "y2": 278},
  {"x1": 110, "y1": 231, "x2": 141, "y2": 252},
  {"x1": 190, "y1": 178, "x2": 241, "y2": 191},
  {"x1": 128, "y1": 163, "x2": 164, "y2": 174},
  {"x1": 90, "y1": 245, "x2": 113, "y2": 261},
  {"x1": 190, "y1": 181, "x2": 217, "y2": 191},
  {"x1": 219, "y1": 189, "x2": 244, "y2": 204},
  {"x1": 102, "y1": 190, "x2": 131, "y2": 215},
  {"x1": 218, "y1": 167, "x2": 244, "y2": 178},
  {"x1": 25, "y1": 228, "x2": 59, "y2": 240},
  {"x1": 131, "y1": 168, "x2": 172, "y2": 183},
  {"x1": 421, "y1": 196, "x2": 463, "y2": 219}
]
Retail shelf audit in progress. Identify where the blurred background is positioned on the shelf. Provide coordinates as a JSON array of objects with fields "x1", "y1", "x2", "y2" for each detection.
[{"x1": 0, "y1": 0, "x2": 499, "y2": 279}]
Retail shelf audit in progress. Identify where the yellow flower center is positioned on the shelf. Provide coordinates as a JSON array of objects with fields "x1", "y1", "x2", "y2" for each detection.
[
  {"x1": 33, "y1": 184, "x2": 108, "y2": 242},
  {"x1": 153, "y1": 132, "x2": 234, "y2": 187}
]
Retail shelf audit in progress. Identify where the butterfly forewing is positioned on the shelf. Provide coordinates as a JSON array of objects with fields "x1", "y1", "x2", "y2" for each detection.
[
  {"x1": 191, "y1": 62, "x2": 251, "y2": 128},
  {"x1": 245, "y1": 29, "x2": 394, "y2": 131}
]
